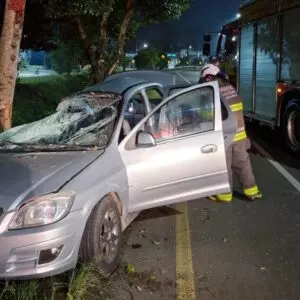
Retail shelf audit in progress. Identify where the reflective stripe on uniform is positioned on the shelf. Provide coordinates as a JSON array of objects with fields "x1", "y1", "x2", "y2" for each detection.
[
  {"x1": 230, "y1": 102, "x2": 243, "y2": 112},
  {"x1": 244, "y1": 186, "x2": 259, "y2": 196},
  {"x1": 233, "y1": 130, "x2": 247, "y2": 142}
]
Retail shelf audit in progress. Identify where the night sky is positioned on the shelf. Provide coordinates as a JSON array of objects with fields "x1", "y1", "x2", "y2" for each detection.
[{"x1": 133, "y1": 0, "x2": 243, "y2": 53}]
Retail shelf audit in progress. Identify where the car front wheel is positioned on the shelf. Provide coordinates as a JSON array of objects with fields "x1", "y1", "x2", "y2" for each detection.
[{"x1": 79, "y1": 195, "x2": 122, "y2": 277}]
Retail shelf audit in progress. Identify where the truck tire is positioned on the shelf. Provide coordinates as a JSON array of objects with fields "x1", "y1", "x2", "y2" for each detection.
[
  {"x1": 282, "y1": 100, "x2": 300, "y2": 153},
  {"x1": 79, "y1": 195, "x2": 122, "y2": 277}
]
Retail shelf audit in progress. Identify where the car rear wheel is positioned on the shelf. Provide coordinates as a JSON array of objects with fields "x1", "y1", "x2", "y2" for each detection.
[
  {"x1": 79, "y1": 195, "x2": 122, "y2": 277},
  {"x1": 282, "y1": 100, "x2": 300, "y2": 153}
]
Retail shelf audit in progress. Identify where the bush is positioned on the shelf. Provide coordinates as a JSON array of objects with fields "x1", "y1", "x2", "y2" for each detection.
[
  {"x1": 134, "y1": 48, "x2": 160, "y2": 69},
  {"x1": 50, "y1": 42, "x2": 84, "y2": 75},
  {"x1": 13, "y1": 74, "x2": 88, "y2": 126}
]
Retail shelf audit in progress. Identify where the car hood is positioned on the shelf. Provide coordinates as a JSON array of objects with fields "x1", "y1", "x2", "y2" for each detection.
[{"x1": 0, "y1": 150, "x2": 104, "y2": 212}]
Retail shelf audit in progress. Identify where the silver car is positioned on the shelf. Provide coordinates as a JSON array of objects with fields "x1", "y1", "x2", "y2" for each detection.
[{"x1": 0, "y1": 76, "x2": 232, "y2": 279}]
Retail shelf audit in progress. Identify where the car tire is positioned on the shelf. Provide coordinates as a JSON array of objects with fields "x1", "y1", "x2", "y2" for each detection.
[
  {"x1": 79, "y1": 195, "x2": 122, "y2": 277},
  {"x1": 282, "y1": 100, "x2": 300, "y2": 153}
]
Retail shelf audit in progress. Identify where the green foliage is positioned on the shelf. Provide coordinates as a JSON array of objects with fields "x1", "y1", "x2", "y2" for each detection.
[
  {"x1": 134, "y1": 48, "x2": 160, "y2": 69},
  {"x1": 0, "y1": 264, "x2": 115, "y2": 300},
  {"x1": 118, "y1": 55, "x2": 133, "y2": 69},
  {"x1": 157, "y1": 52, "x2": 169, "y2": 69},
  {"x1": 12, "y1": 74, "x2": 88, "y2": 126},
  {"x1": 135, "y1": 0, "x2": 190, "y2": 23},
  {"x1": 177, "y1": 56, "x2": 190, "y2": 66},
  {"x1": 40, "y1": 0, "x2": 111, "y2": 18},
  {"x1": 50, "y1": 41, "x2": 84, "y2": 74},
  {"x1": 24, "y1": 0, "x2": 190, "y2": 81}
]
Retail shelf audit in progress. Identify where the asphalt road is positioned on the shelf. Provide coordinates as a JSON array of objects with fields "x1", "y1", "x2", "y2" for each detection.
[{"x1": 120, "y1": 71, "x2": 300, "y2": 300}]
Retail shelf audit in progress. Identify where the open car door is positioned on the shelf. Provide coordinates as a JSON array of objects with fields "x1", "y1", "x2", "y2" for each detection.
[{"x1": 119, "y1": 81, "x2": 230, "y2": 212}]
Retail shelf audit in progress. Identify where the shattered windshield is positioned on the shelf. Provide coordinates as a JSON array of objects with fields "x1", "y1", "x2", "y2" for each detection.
[{"x1": 0, "y1": 92, "x2": 122, "y2": 151}]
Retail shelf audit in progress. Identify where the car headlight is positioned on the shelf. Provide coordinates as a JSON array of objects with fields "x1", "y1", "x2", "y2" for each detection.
[{"x1": 9, "y1": 191, "x2": 75, "y2": 230}]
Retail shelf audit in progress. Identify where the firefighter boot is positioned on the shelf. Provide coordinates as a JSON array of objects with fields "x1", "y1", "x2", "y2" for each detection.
[
  {"x1": 243, "y1": 186, "x2": 262, "y2": 201},
  {"x1": 207, "y1": 193, "x2": 232, "y2": 203}
]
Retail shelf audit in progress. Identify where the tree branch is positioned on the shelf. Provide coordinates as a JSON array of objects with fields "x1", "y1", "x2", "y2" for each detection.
[
  {"x1": 74, "y1": 16, "x2": 93, "y2": 61},
  {"x1": 98, "y1": 5, "x2": 114, "y2": 61},
  {"x1": 116, "y1": 0, "x2": 134, "y2": 57},
  {"x1": 105, "y1": 0, "x2": 134, "y2": 76}
]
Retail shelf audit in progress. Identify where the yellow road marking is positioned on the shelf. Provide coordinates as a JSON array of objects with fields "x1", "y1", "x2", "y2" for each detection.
[{"x1": 176, "y1": 202, "x2": 196, "y2": 300}]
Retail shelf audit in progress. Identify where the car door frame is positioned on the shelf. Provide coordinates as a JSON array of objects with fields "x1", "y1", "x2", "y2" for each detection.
[
  {"x1": 114, "y1": 82, "x2": 164, "y2": 144},
  {"x1": 118, "y1": 81, "x2": 231, "y2": 212}
]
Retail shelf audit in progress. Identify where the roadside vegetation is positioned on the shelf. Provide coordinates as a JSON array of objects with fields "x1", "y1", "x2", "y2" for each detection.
[
  {"x1": 12, "y1": 74, "x2": 88, "y2": 126},
  {"x1": 0, "y1": 264, "x2": 125, "y2": 300}
]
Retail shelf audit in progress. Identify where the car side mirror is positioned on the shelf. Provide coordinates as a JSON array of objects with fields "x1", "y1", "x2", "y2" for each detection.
[{"x1": 136, "y1": 131, "x2": 156, "y2": 148}]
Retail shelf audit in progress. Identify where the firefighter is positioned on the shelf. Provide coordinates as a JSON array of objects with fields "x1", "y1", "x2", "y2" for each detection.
[{"x1": 200, "y1": 63, "x2": 262, "y2": 203}]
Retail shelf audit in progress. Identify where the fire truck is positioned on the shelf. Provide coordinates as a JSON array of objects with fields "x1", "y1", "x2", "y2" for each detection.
[{"x1": 204, "y1": 0, "x2": 300, "y2": 153}]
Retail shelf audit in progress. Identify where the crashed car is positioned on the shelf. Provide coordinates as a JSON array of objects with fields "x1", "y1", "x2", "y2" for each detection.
[{"x1": 0, "y1": 75, "x2": 235, "y2": 279}]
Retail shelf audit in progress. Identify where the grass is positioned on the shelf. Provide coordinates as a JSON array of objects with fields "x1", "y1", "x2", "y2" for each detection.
[
  {"x1": 13, "y1": 74, "x2": 89, "y2": 127},
  {"x1": 0, "y1": 262, "x2": 163, "y2": 300},
  {"x1": 0, "y1": 264, "x2": 116, "y2": 300}
]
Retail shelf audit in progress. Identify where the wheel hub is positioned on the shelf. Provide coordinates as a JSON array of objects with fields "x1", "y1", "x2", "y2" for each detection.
[{"x1": 99, "y1": 209, "x2": 120, "y2": 264}]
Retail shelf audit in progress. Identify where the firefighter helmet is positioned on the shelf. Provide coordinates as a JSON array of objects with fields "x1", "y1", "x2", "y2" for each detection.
[{"x1": 200, "y1": 63, "x2": 221, "y2": 78}]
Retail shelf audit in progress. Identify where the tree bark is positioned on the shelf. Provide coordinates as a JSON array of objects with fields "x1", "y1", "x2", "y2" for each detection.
[
  {"x1": 74, "y1": 17, "x2": 102, "y2": 84},
  {"x1": 0, "y1": 0, "x2": 26, "y2": 130},
  {"x1": 107, "y1": 0, "x2": 134, "y2": 75},
  {"x1": 97, "y1": 6, "x2": 113, "y2": 62}
]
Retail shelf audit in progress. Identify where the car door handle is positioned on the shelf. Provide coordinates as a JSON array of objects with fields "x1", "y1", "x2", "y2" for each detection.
[{"x1": 201, "y1": 144, "x2": 218, "y2": 153}]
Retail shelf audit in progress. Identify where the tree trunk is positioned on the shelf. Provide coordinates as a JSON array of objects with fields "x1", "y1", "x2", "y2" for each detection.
[
  {"x1": 75, "y1": 17, "x2": 101, "y2": 84},
  {"x1": 0, "y1": 0, "x2": 26, "y2": 130},
  {"x1": 75, "y1": 0, "x2": 133, "y2": 84},
  {"x1": 104, "y1": 0, "x2": 134, "y2": 77}
]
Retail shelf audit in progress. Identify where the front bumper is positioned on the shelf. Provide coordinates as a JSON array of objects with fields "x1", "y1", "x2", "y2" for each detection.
[{"x1": 0, "y1": 209, "x2": 85, "y2": 279}]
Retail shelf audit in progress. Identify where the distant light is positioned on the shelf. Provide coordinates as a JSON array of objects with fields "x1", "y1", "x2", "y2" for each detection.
[
  {"x1": 277, "y1": 88, "x2": 282, "y2": 93},
  {"x1": 143, "y1": 43, "x2": 148, "y2": 48},
  {"x1": 189, "y1": 45, "x2": 192, "y2": 49},
  {"x1": 234, "y1": 54, "x2": 238, "y2": 60},
  {"x1": 232, "y1": 36, "x2": 237, "y2": 42},
  {"x1": 236, "y1": 13, "x2": 241, "y2": 19}
]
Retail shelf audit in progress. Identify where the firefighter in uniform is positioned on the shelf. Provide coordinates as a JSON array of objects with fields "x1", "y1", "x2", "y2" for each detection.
[{"x1": 200, "y1": 64, "x2": 262, "y2": 203}]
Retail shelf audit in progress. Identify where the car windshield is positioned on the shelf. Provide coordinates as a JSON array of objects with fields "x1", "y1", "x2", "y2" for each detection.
[{"x1": 0, "y1": 92, "x2": 122, "y2": 152}]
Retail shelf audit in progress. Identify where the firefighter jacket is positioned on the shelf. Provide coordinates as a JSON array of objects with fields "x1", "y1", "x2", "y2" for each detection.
[{"x1": 218, "y1": 78, "x2": 247, "y2": 143}]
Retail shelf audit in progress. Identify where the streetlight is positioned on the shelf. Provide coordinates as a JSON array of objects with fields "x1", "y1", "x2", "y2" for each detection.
[
  {"x1": 236, "y1": 13, "x2": 241, "y2": 19},
  {"x1": 143, "y1": 43, "x2": 148, "y2": 48}
]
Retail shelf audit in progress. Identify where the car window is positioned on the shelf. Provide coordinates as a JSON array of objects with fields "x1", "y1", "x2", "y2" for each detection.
[
  {"x1": 146, "y1": 86, "x2": 214, "y2": 143},
  {"x1": 168, "y1": 86, "x2": 191, "y2": 96},
  {"x1": 125, "y1": 92, "x2": 146, "y2": 116},
  {"x1": 120, "y1": 92, "x2": 147, "y2": 143},
  {"x1": 146, "y1": 88, "x2": 163, "y2": 109}
]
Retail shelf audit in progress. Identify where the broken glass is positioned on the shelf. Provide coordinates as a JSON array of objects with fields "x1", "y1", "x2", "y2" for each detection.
[{"x1": 0, "y1": 92, "x2": 122, "y2": 150}]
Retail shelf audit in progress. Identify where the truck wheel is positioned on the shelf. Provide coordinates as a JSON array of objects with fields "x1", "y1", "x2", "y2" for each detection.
[
  {"x1": 282, "y1": 100, "x2": 300, "y2": 153},
  {"x1": 79, "y1": 195, "x2": 122, "y2": 277}
]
